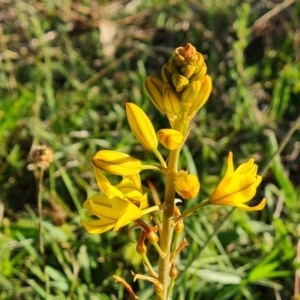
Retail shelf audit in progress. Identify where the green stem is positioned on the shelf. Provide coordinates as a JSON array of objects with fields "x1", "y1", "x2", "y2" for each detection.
[
  {"x1": 153, "y1": 148, "x2": 167, "y2": 168},
  {"x1": 141, "y1": 253, "x2": 158, "y2": 278},
  {"x1": 142, "y1": 165, "x2": 164, "y2": 172},
  {"x1": 151, "y1": 212, "x2": 162, "y2": 234},
  {"x1": 176, "y1": 199, "x2": 210, "y2": 223},
  {"x1": 166, "y1": 278, "x2": 176, "y2": 300},
  {"x1": 37, "y1": 168, "x2": 45, "y2": 256},
  {"x1": 170, "y1": 231, "x2": 181, "y2": 263},
  {"x1": 156, "y1": 148, "x2": 180, "y2": 300}
]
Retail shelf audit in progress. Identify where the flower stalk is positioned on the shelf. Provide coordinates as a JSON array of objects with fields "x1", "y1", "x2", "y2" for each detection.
[{"x1": 80, "y1": 43, "x2": 267, "y2": 300}]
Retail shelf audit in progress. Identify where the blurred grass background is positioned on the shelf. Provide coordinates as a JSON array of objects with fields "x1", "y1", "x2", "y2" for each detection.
[{"x1": 0, "y1": 0, "x2": 300, "y2": 299}]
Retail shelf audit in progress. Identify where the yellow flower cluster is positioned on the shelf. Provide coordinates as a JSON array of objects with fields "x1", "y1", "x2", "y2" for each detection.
[
  {"x1": 81, "y1": 43, "x2": 266, "y2": 236},
  {"x1": 81, "y1": 167, "x2": 158, "y2": 234}
]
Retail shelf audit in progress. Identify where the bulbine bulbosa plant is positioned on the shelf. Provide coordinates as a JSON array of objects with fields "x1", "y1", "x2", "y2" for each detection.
[{"x1": 81, "y1": 43, "x2": 266, "y2": 300}]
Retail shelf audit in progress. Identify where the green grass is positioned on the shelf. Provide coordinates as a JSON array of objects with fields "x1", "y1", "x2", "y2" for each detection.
[{"x1": 0, "y1": 0, "x2": 300, "y2": 299}]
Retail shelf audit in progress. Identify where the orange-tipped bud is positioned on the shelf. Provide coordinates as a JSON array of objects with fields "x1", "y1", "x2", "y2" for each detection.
[
  {"x1": 93, "y1": 150, "x2": 142, "y2": 176},
  {"x1": 157, "y1": 129, "x2": 183, "y2": 150},
  {"x1": 163, "y1": 84, "x2": 181, "y2": 114},
  {"x1": 175, "y1": 172, "x2": 200, "y2": 200},
  {"x1": 172, "y1": 74, "x2": 189, "y2": 93},
  {"x1": 126, "y1": 103, "x2": 158, "y2": 151},
  {"x1": 144, "y1": 75, "x2": 166, "y2": 114}
]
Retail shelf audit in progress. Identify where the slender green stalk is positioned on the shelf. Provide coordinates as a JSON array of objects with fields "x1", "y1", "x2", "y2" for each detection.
[
  {"x1": 157, "y1": 148, "x2": 180, "y2": 300},
  {"x1": 176, "y1": 199, "x2": 210, "y2": 222},
  {"x1": 166, "y1": 278, "x2": 176, "y2": 300},
  {"x1": 37, "y1": 168, "x2": 45, "y2": 256},
  {"x1": 141, "y1": 253, "x2": 158, "y2": 278},
  {"x1": 153, "y1": 148, "x2": 168, "y2": 168},
  {"x1": 170, "y1": 231, "x2": 181, "y2": 263}
]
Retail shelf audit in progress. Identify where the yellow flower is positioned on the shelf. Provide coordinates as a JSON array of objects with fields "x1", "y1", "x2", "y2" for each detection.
[
  {"x1": 126, "y1": 103, "x2": 158, "y2": 151},
  {"x1": 81, "y1": 168, "x2": 158, "y2": 234},
  {"x1": 210, "y1": 152, "x2": 266, "y2": 211},
  {"x1": 175, "y1": 172, "x2": 200, "y2": 200},
  {"x1": 93, "y1": 150, "x2": 142, "y2": 176}
]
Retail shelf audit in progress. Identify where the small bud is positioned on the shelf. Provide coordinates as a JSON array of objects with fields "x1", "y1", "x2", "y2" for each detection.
[
  {"x1": 174, "y1": 43, "x2": 198, "y2": 66},
  {"x1": 174, "y1": 220, "x2": 184, "y2": 233},
  {"x1": 169, "y1": 264, "x2": 179, "y2": 279},
  {"x1": 180, "y1": 65, "x2": 196, "y2": 79},
  {"x1": 172, "y1": 73, "x2": 189, "y2": 93},
  {"x1": 161, "y1": 63, "x2": 173, "y2": 84},
  {"x1": 175, "y1": 172, "x2": 200, "y2": 200},
  {"x1": 163, "y1": 84, "x2": 181, "y2": 114},
  {"x1": 146, "y1": 231, "x2": 159, "y2": 244},
  {"x1": 189, "y1": 75, "x2": 212, "y2": 116},
  {"x1": 126, "y1": 103, "x2": 158, "y2": 151},
  {"x1": 189, "y1": 57, "x2": 207, "y2": 81},
  {"x1": 157, "y1": 129, "x2": 183, "y2": 150},
  {"x1": 93, "y1": 150, "x2": 142, "y2": 176},
  {"x1": 181, "y1": 81, "x2": 201, "y2": 106},
  {"x1": 144, "y1": 75, "x2": 166, "y2": 114}
]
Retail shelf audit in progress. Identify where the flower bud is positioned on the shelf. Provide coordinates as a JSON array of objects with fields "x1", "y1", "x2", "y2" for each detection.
[
  {"x1": 180, "y1": 65, "x2": 196, "y2": 79},
  {"x1": 161, "y1": 63, "x2": 173, "y2": 84},
  {"x1": 157, "y1": 129, "x2": 183, "y2": 150},
  {"x1": 126, "y1": 103, "x2": 158, "y2": 151},
  {"x1": 189, "y1": 59, "x2": 207, "y2": 82},
  {"x1": 189, "y1": 75, "x2": 212, "y2": 115},
  {"x1": 146, "y1": 231, "x2": 159, "y2": 244},
  {"x1": 169, "y1": 264, "x2": 179, "y2": 279},
  {"x1": 174, "y1": 43, "x2": 197, "y2": 65},
  {"x1": 144, "y1": 75, "x2": 166, "y2": 114},
  {"x1": 174, "y1": 220, "x2": 184, "y2": 233},
  {"x1": 93, "y1": 150, "x2": 142, "y2": 176},
  {"x1": 163, "y1": 84, "x2": 181, "y2": 114},
  {"x1": 181, "y1": 81, "x2": 201, "y2": 107},
  {"x1": 172, "y1": 73, "x2": 189, "y2": 93},
  {"x1": 175, "y1": 173, "x2": 200, "y2": 200}
]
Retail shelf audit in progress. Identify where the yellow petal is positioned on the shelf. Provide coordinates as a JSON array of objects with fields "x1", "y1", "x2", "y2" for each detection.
[
  {"x1": 93, "y1": 150, "x2": 142, "y2": 175},
  {"x1": 114, "y1": 204, "x2": 143, "y2": 231},
  {"x1": 126, "y1": 103, "x2": 158, "y2": 151},
  {"x1": 81, "y1": 219, "x2": 115, "y2": 234},
  {"x1": 232, "y1": 198, "x2": 267, "y2": 211},
  {"x1": 123, "y1": 174, "x2": 142, "y2": 191},
  {"x1": 93, "y1": 167, "x2": 110, "y2": 193}
]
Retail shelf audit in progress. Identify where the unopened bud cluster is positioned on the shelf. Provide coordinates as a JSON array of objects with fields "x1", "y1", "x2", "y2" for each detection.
[{"x1": 145, "y1": 43, "x2": 212, "y2": 127}]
